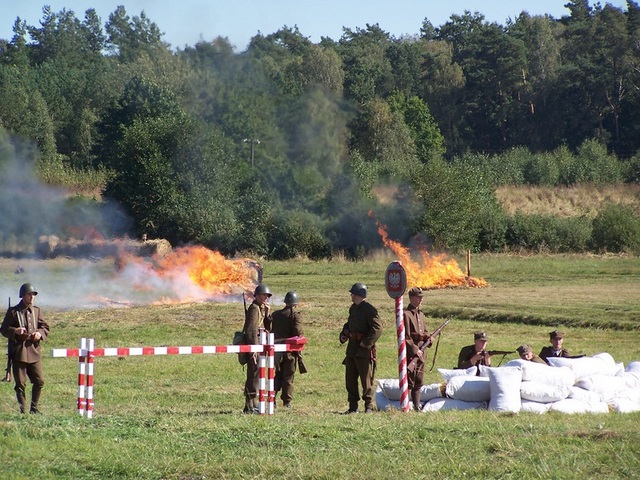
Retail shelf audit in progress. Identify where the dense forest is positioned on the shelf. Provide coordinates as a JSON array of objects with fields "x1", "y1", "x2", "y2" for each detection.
[{"x1": 1, "y1": 1, "x2": 639, "y2": 258}]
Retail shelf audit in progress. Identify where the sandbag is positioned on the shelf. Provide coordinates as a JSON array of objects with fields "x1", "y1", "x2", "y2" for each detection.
[
  {"x1": 438, "y1": 366, "x2": 477, "y2": 382},
  {"x1": 547, "y1": 353, "x2": 617, "y2": 379},
  {"x1": 568, "y1": 386, "x2": 603, "y2": 404},
  {"x1": 486, "y1": 366, "x2": 522, "y2": 413},
  {"x1": 375, "y1": 386, "x2": 398, "y2": 411},
  {"x1": 505, "y1": 359, "x2": 575, "y2": 387},
  {"x1": 521, "y1": 400, "x2": 552, "y2": 414},
  {"x1": 445, "y1": 376, "x2": 491, "y2": 402},
  {"x1": 549, "y1": 398, "x2": 609, "y2": 414},
  {"x1": 575, "y1": 374, "x2": 628, "y2": 396},
  {"x1": 608, "y1": 398, "x2": 640, "y2": 413},
  {"x1": 421, "y1": 397, "x2": 487, "y2": 412},
  {"x1": 520, "y1": 381, "x2": 570, "y2": 403},
  {"x1": 626, "y1": 361, "x2": 640, "y2": 373},
  {"x1": 377, "y1": 379, "x2": 444, "y2": 402}
]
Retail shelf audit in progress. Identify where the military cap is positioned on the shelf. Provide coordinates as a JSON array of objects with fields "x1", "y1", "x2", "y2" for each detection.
[
  {"x1": 517, "y1": 344, "x2": 532, "y2": 355},
  {"x1": 549, "y1": 330, "x2": 564, "y2": 339},
  {"x1": 474, "y1": 331, "x2": 488, "y2": 340},
  {"x1": 408, "y1": 287, "x2": 425, "y2": 297}
]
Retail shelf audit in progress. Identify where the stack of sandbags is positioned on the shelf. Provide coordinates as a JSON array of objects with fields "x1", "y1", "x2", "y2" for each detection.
[{"x1": 375, "y1": 378, "x2": 444, "y2": 411}]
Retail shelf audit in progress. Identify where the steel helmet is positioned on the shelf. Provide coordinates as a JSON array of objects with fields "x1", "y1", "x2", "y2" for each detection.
[
  {"x1": 19, "y1": 283, "x2": 38, "y2": 297},
  {"x1": 349, "y1": 282, "x2": 367, "y2": 298},
  {"x1": 254, "y1": 283, "x2": 272, "y2": 297},
  {"x1": 284, "y1": 291, "x2": 299, "y2": 306}
]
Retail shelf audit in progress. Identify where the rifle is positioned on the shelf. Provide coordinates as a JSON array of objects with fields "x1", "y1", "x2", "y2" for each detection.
[
  {"x1": 407, "y1": 318, "x2": 450, "y2": 372},
  {"x1": 484, "y1": 350, "x2": 516, "y2": 356},
  {"x1": 4, "y1": 297, "x2": 11, "y2": 382}
]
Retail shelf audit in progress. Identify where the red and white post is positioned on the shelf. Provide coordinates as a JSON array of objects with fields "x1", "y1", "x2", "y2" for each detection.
[
  {"x1": 86, "y1": 338, "x2": 95, "y2": 419},
  {"x1": 385, "y1": 261, "x2": 410, "y2": 412},
  {"x1": 77, "y1": 337, "x2": 87, "y2": 416},
  {"x1": 267, "y1": 332, "x2": 275, "y2": 415},
  {"x1": 258, "y1": 328, "x2": 267, "y2": 415}
]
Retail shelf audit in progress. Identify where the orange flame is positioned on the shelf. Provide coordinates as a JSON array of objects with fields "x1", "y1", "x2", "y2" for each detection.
[{"x1": 375, "y1": 219, "x2": 488, "y2": 289}]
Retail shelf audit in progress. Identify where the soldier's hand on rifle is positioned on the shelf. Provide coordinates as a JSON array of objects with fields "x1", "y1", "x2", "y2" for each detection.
[
  {"x1": 30, "y1": 332, "x2": 41, "y2": 342},
  {"x1": 15, "y1": 327, "x2": 29, "y2": 341},
  {"x1": 422, "y1": 334, "x2": 433, "y2": 348}
]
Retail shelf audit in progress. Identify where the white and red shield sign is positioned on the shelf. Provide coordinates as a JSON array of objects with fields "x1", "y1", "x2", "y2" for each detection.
[{"x1": 385, "y1": 261, "x2": 407, "y2": 299}]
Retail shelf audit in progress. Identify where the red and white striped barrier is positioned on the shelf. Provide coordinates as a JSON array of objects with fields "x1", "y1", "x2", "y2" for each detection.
[{"x1": 54, "y1": 334, "x2": 307, "y2": 418}]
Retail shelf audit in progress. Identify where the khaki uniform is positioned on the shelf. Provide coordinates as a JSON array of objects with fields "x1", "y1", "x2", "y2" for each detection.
[
  {"x1": 264, "y1": 305, "x2": 303, "y2": 406},
  {"x1": 1, "y1": 301, "x2": 50, "y2": 413},
  {"x1": 341, "y1": 300, "x2": 383, "y2": 412},
  {"x1": 242, "y1": 300, "x2": 269, "y2": 412},
  {"x1": 404, "y1": 303, "x2": 430, "y2": 409}
]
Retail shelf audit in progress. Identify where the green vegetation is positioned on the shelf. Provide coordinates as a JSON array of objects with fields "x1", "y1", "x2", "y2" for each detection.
[
  {"x1": 2, "y1": 3, "x2": 640, "y2": 258},
  {"x1": 1, "y1": 254, "x2": 640, "y2": 479}
]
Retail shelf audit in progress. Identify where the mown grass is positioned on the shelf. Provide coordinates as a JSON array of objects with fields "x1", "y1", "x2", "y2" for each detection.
[{"x1": 1, "y1": 253, "x2": 640, "y2": 479}]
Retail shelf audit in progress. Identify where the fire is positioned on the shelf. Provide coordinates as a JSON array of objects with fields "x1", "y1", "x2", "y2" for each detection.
[
  {"x1": 375, "y1": 220, "x2": 488, "y2": 289},
  {"x1": 156, "y1": 246, "x2": 260, "y2": 295}
]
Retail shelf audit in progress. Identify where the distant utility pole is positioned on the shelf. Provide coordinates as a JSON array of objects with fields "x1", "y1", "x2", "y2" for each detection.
[{"x1": 243, "y1": 138, "x2": 260, "y2": 168}]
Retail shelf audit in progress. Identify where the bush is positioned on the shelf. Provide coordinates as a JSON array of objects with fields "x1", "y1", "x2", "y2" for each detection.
[
  {"x1": 505, "y1": 214, "x2": 592, "y2": 252},
  {"x1": 591, "y1": 203, "x2": 640, "y2": 254},
  {"x1": 267, "y1": 210, "x2": 331, "y2": 260},
  {"x1": 476, "y1": 206, "x2": 508, "y2": 252},
  {"x1": 524, "y1": 152, "x2": 560, "y2": 186}
]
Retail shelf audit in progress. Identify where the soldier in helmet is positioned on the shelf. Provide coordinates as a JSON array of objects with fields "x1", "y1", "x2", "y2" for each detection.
[
  {"x1": 339, "y1": 282, "x2": 383, "y2": 413},
  {"x1": 1, "y1": 283, "x2": 50, "y2": 414},
  {"x1": 264, "y1": 290, "x2": 304, "y2": 408},
  {"x1": 241, "y1": 283, "x2": 272, "y2": 413}
]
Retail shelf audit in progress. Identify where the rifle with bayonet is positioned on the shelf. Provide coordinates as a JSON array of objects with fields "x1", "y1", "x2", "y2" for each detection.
[{"x1": 407, "y1": 318, "x2": 451, "y2": 372}]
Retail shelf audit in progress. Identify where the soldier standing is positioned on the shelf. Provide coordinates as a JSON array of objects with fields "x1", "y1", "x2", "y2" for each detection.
[
  {"x1": 340, "y1": 283, "x2": 383, "y2": 414},
  {"x1": 403, "y1": 287, "x2": 433, "y2": 411},
  {"x1": 264, "y1": 290, "x2": 303, "y2": 408},
  {"x1": 241, "y1": 283, "x2": 272, "y2": 413},
  {"x1": 1, "y1": 283, "x2": 50, "y2": 414}
]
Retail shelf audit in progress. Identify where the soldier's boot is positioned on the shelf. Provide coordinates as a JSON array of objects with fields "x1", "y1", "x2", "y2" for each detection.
[{"x1": 411, "y1": 390, "x2": 422, "y2": 412}]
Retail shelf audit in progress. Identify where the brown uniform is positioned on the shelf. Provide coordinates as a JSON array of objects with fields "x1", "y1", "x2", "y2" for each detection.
[
  {"x1": 341, "y1": 300, "x2": 383, "y2": 412},
  {"x1": 1, "y1": 301, "x2": 50, "y2": 413},
  {"x1": 457, "y1": 345, "x2": 491, "y2": 370},
  {"x1": 404, "y1": 303, "x2": 430, "y2": 408},
  {"x1": 264, "y1": 305, "x2": 303, "y2": 406},
  {"x1": 242, "y1": 300, "x2": 270, "y2": 412}
]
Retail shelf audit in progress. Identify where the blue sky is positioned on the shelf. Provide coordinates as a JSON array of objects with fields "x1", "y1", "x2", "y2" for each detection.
[{"x1": 1, "y1": 1, "x2": 629, "y2": 51}]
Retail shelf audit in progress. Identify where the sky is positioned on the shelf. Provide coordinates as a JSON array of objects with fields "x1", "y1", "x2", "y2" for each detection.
[{"x1": 0, "y1": 0, "x2": 630, "y2": 52}]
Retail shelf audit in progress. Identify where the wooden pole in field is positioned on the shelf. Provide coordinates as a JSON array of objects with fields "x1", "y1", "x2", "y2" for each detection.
[{"x1": 466, "y1": 250, "x2": 471, "y2": 277}]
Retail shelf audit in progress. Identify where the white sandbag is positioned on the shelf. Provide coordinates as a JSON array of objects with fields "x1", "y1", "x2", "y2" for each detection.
[
  {"x1": 568, "y1": 386, "x2": 604, "y2": 404},
  {"x1": 520, "y1": 381, "x2": 570, "y2": 403},
  {"x1": 375, "y1": 387, "x2": 398, "y2": 411},
  {"x1": 486, "y1": 366, "x2": 522, "y2": 413},
  {"x1": 445, "y1": 376, "x2": 491, "y2": 402},
  {"x1": 613, "y1": 363, "x2": 625, "y2": 376},
  {"x1": 549, "y1": 398, "x2": 609, "y2": 414},
  {"x1": 505, "y1": 359, "x2": 575, "y2": 387},
  {"x1": 377, "y1": 378, "x2": 444, "y2": 402},
  {"x1": 547, "y1": 353, "x2": 616, "y2": 379},
  {"x1": 610, "y1": 388, "x2": 640, "y2": 403},
  {"x1": 609, "y1": 398, "x2": 640, "y2": 413},
  {"x1": 575, "y1": 374, "x2": 628, "y2": 396},
  {"x1": 438, "y1": 366, "x2": 477, "y2": 382},
  {"x1": 626, "y1": 361, "x2": 640, "y2": 373},
  {"x1": 620, "y1": 372, "x2": 640, "y2": 390},
  {"x1": 520, "y1": 400, "x2": 552, "y2": 414},
  {"x1": 421, "y1": 397, "x2": 487, "y2": 412}
]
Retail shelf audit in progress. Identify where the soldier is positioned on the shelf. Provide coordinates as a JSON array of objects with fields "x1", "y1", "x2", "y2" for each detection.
[
  {"x1": 264, "y1": 290, "x2": 304, "y2": 408},
  {"x1": 1, "y1": 283, "x2": 50, "y2": 414},
  {"x1": 404, "y1": 287, "x2": 433, "y2": 411},
  {"x1": 339, "y1": 283, "x2": 383, "y2": 414},
  {"x1": 516, "y1": 344, "x2": 546, "y2": 364},
  {"x1": 241, "y1": 283, "x2": 272, "y2": 413},
  {"x1": 457, "y1": 331, "x2": 492, "y2": 370},
  {"x1": 539, "y1": 330, "x2": 570, "y2": 364}
]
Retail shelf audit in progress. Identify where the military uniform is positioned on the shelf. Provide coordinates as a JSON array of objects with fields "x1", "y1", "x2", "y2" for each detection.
[
  {"x1": 403, "y1": 290, "x2": 430, "y2": 410},
  {"x1": 242, "y1": 288, "x2": 272, "y2": 413},
  {"x1": 265, "y1": 304, "x2": 303, "y2": 407},
  {"x1": 539, "y1": 346, "x2": 570, "y2": 364},
  {"x1": 1, "y1": 293, "x2": 50, "y2": 413},
  {"x1": 341, "y1": 294, "x2": 383, "y2": 413}
]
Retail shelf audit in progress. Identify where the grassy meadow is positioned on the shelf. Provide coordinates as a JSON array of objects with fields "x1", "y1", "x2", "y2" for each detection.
[{"x1": 1, "y1": 253, "x2": 640, "y2": 479}]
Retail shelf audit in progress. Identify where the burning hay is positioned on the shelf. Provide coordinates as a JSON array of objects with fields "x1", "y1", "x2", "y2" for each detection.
[{"x1": 375, "y1": 220, "x2": 488, "y2": 289}]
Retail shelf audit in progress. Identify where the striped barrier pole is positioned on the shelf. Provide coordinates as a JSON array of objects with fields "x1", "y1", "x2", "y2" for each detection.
[
  {"x1": 395, "y1": 296, "x2": 410, "y2": 412},
  {"x1": 77, "y1": 337, "x2": 87, "y2": 416},
  {"x1": 86, "y1": 338, "x2": 95, "y2": 419},
  {"x1": 258, "y1": 328, "x2": 267, "y2": 415},
  {"x1": 267, "y1": 332, "x2": 275, "y2": 415}
]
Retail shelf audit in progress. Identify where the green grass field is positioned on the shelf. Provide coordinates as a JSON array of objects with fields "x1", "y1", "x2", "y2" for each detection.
[{"x1": 1, "y1": 253, "x2": 639, "y2": 479}]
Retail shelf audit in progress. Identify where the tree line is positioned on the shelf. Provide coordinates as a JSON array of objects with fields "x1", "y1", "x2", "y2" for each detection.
[{"x1": 0, "y1": 1, "x2": 639, "y2": 258}]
